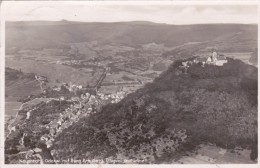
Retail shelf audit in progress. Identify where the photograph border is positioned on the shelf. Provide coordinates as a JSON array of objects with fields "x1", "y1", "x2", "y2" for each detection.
[{"x1": 0, "y1": 1, "x2": 259, "y2": 168}]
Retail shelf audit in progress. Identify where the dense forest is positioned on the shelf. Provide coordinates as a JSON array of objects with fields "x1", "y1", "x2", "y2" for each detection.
[{"x1": 53, "y1": 58, "x2": 258, "y2": 163}]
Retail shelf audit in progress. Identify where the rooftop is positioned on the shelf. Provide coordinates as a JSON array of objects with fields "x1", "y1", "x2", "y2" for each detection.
[{"x1": 196, "y1": 57, "x2": 208, "y2": 62}]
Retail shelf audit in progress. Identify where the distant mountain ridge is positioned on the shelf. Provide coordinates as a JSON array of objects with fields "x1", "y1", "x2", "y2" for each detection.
[{"x1": 6, "y1": 21, "x2": 257, "y2": 51}]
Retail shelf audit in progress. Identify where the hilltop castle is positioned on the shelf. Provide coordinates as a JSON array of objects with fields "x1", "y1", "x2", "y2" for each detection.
[
  {"x1": 179, "y1": 50, "x2": 228, "y2": 73},
  {"x1": 194, "y1": 50, "x2": 228, "y2": 66}
]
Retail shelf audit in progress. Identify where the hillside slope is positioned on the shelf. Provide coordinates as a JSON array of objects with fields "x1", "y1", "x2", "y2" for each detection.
[
  {"x1": 5, "y1": 68, "x2": 41, "y2": 100},
  {"x1": 52, "y1": 58, "x2": 257, "y2": 163}
]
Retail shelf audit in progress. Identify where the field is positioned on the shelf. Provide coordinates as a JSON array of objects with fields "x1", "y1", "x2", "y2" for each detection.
[
  {"x1": 5, "y1": 79, "x2": 40, "y2": 99},
  {"x1": 5, "y1": 101, "x2": 22, "y2": 117},
  {"x1": 5, "y1": 76, "x2": 41, "y2": 123},
  {"x1": 222, "y1": 52, "x2": 253, "y2": 63},
  {"x1": 6, "y1": 58, "x2": 100, "y2": 86}
]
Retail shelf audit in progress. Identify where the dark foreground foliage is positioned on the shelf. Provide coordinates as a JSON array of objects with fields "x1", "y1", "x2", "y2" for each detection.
[{"x1": 53, "y1": 58, "x2": 257, "y2": 163}]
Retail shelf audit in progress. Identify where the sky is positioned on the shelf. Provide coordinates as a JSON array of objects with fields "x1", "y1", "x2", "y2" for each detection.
[{"x1": 2, "y1": 1, "x2": 258, "y2": 25}]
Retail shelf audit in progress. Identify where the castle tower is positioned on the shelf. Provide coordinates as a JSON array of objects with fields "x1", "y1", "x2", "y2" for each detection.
[{"x1": 212, "y1": 49, "x2": 218, "y2": 64}]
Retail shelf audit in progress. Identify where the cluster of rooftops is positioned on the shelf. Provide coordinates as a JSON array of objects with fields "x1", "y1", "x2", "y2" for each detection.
[
  {"x1": 180, "y1": 50, "x2": 228, "y2": 70},
  {"x1": 194, "y1": 51, "x2": 228, "y2": 66}
]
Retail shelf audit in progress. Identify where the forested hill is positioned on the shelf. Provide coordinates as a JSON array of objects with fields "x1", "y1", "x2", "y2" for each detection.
[
  {"x1": 53, "y1": 58, "x2": 258, "y2": 163},
  {"x1": 6, "y1": 21, "x2": 257, "y2": 52}
]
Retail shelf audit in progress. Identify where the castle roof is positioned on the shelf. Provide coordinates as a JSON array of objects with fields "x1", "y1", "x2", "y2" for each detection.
[{"x1": 196, "y1": 57, "x2": 208, "y2": 62}]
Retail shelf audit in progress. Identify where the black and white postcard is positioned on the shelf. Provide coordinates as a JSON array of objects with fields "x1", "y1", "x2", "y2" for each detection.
[{"x1": 0, "y1": 1, "x2": 259, "y2": 167}]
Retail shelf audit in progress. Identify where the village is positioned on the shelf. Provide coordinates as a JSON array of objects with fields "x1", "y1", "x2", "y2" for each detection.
[{"x1": 6, "y1": 78, "x2": 132, "y2": 163}]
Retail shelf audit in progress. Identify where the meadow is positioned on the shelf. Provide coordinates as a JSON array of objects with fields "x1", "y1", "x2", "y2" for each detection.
[{"x1": 6, "y1": 58, "x2": 100, "y2": 86}]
